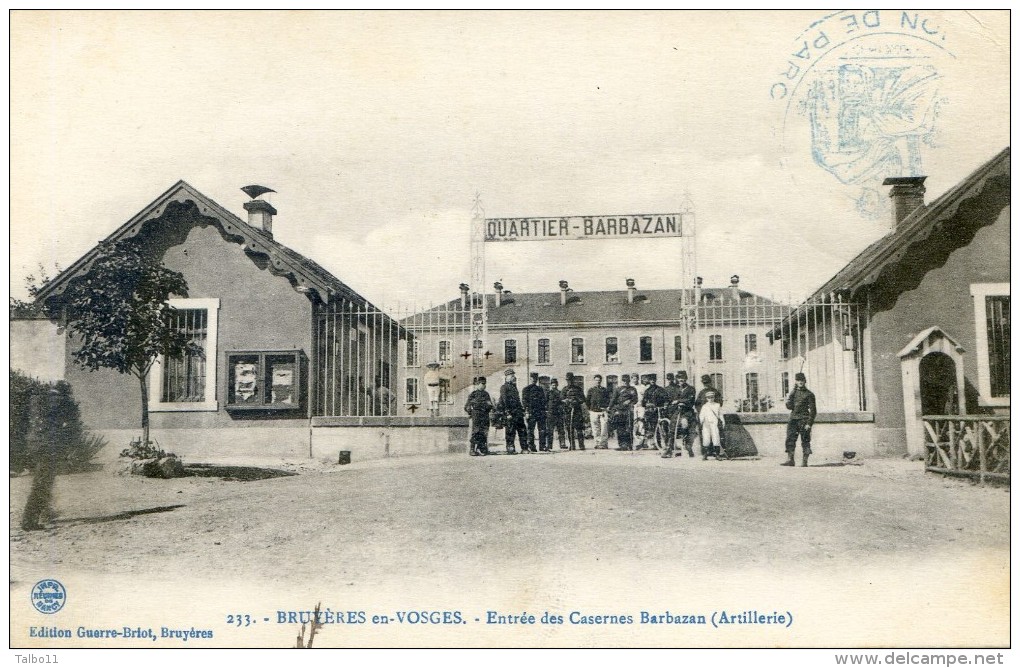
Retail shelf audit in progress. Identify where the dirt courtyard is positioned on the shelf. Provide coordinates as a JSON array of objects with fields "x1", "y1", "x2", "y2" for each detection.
[{"x1": 9, "y1": 450, "x2": 1010, "y2": 648}]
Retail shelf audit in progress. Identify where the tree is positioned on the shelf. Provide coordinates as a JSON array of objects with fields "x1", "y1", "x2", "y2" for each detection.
[
  {"x1": 62, "y1": 238, "x2": 195, "y2": 444},
  {"x1": 9, "y1": 263, "x2": 60, "y2": 318}
]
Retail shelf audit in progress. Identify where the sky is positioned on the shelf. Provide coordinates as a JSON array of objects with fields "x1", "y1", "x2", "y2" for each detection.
[{"x1": 9, "y1": 10, "x2": 1011, "y2": 310}]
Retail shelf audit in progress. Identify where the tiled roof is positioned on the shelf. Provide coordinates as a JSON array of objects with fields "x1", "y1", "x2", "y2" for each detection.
[
  {"x1": 35, "y1": 181, "x2": 376, "y2": 309},
  {"x1": 405, "y1": 288, "x2": 790, "y2": 328},
  {"x1": 810, "y1": 147, "x2": 1010, "y2": 299}
]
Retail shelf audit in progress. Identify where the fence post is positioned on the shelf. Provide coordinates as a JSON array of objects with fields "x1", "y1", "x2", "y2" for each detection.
[{"x1": 977, "y1": 419, "x2": 987, "y2": 487}]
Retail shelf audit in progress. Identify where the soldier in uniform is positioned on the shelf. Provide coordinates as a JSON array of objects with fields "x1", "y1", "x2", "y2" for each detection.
[
  {"x1": 608, "y1": 374, "x2": 638, "y2": 450},
  {"x1": 545, "y1": 378, "x2": 567, "y2": 450},
  {"x1": 585, "y1": 374, "x2": 612, "y2": 449},
  {"x1": 663, "y1": 370, "x2": 697, "y2": 458},
  {"x1": 496, "y1": 368, "x2": 527, "y2": 454},
  {"x1": 640, "y1": 374, "x2": 669, "y2": 450},
  {"x1": 521, "y1": 371, "x2": 547, "y2": 453},
  {"x1": 464, "y1": 376, "x2": 494, "y2": 456},
  {"x1": 562, "y1": 372, "x2": 587, "y2": 451},
  {"x1": 782, "y1": 372, "x2": 817, "y2": 467}
]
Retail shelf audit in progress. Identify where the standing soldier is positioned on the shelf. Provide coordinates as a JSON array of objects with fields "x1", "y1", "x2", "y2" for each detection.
[
  {"x1": 521, "y1": 372, "x2": 547, "y2": 453},
  {"x1": 783, "y1": 372, "x2": 817, "y2": 467},
  {"x1": 562, "y1": 372, "x2": 587, "y2": 451},
  {"x1": 632, "y1": 373, "x2": 647, "y2": 448},
  {"x1": 496, "y1": 368, "x2": 527, "y2": 455},
  {"x1": 608, "y1": 374, "x2": 639, "y2": 450},
  {"x1": 464, "y1": 376, "x2": 494, "y2": 456},
  {"x1": 663, "y1": 370, "x2": 698, "y2": 458},
  {"x1": 545, "y1": 378, "x2": 567, "y2": 450},
  {"x1": 696, "y1": 374, "x2": 723, "y2": 412},
  {"x1": 585, "y1": 374, "x2": 612, "y2": 449},
  {"x1": 640, "y1": 374, "x2": 669, "y2": 450}
]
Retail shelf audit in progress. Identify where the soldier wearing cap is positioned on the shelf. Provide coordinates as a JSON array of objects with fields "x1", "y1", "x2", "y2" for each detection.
[
  {"x1": 495, "y1": 368, "x2": 527, "y2": 454},
  {"x1": 696, "y1": 374, "x2": 723, "y2": 413},
  {"x1": 586, "y1": 374, "x2": 612, "y2": 449},
  {"x1": 640, "y1": 374, "x2": 669, "y2": 450},
  {"x1": 663, "y1": 370, "x2": 697, "y2": 458},
  {"x1": 607, "y1": 374, "x2": 638, "y2": 450},
  {"x1": 545, "y1": 378, "x2": 567, "y2": 450},
  {"x1": 521, "y1": 371, "x2": 547, "y2": 453},
  {"x1": 464, "y1": 376, "x2": 494, "y2": 456},
  {"x1": 783, "y1": 372, "x2": 817, "y2": 467},
  {"x1": 561, "y1": 372, "x2": 587, "y2": 451}
]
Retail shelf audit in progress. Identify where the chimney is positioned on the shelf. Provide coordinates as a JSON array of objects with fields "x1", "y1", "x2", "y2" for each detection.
[
  {"x1": 459, "y1": 283, "x2": 469, "y2": 308},
  {"x1": 730, "y1": 274, "x2": 740, "y2": 301},
  {"x1": 559, "y1": 280, "x2": 571, "y2": 306},
  {"x1": 493, "y1": 281, "x2": 503, "y2": 308},
  {"x1": 882, "y1": 176, "x2": 927, "y2": 228},
  {"x1": 242, "y1": 186, "x2": 278, "y2": 238},
  {"x1": 626, "y1": 278, "x2": 637, "y2": 304},
  {"x1": 694, "y1": 276, "x2": 703, "y2": 304}
]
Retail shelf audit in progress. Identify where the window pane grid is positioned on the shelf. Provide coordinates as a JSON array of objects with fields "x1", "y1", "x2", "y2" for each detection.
[{"x1": 162, "y1": 308, "x2": 207, "y2": 402}]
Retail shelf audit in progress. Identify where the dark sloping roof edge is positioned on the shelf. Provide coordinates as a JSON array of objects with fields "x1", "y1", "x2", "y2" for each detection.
[
  {"x1": 34, "y1": 181, "x2": 376, "y2": 309},
  {"x1": 811, "y1": 146, "x2": 1010, "y2": 299}
]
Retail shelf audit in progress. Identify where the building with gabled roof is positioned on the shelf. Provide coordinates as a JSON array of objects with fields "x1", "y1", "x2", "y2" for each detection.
[
  {"x1": 780, "y1": 147, "x2": 1010, "y2": 457},
  {"x1": 20, "y1": 180, "x2": 408, "y2": 462}
]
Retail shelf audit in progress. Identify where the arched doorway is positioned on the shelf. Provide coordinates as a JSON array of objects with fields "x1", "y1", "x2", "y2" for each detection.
[
  {"x1": 898, "y1": 327, "x2": 966, "y2": 457},
  {"x1": 919, "y1": 352, "x2": 960, "y2": 416}
]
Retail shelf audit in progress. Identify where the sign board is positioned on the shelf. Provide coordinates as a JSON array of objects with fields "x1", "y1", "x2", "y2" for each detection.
[{"x1": 484, "y1": 214, "x2": 683, "y2": 242}]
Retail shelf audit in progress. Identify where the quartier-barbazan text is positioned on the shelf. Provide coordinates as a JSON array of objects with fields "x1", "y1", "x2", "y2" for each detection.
[{"x1": 485, "y1": 215, "x2": 682, "y2": 241}]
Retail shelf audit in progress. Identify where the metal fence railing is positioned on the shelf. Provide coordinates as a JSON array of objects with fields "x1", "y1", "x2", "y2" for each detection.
[{"x1": 312, "y1": 293, "x2": 867, "y2": 417}]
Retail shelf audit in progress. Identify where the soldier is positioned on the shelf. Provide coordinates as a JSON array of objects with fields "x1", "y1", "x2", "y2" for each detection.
[
  {"x1": 585, "y1": 374, "x2": 612, "y2": 449},
  {"x1": 662, "y1": 370, "x2": 698, "y2": 458},
  {"x1": 633, "y1": 373, "x2": 647, "y2": 448},
  {"x1": 464, "y1": 376, "x2": 494, "y2": 456},
  {"x1": 562, "y1": 372, "x2": 587, "y2": 451},
  {"x1": 640, "y1": 374, "x2": 669, "y2": 450},
  {"x1": 545, "y1": 378, "x2": 567, "y2": 450},
  {"x1": 521, "y1": 371, "x2": 547, "y2": 453},
  {"x1": 782, "y1": 372, "x2": 817, "y2": 467},
  {"x1": 696, "y1": 374, "x2": 723, "y2": 412},
  {"x1": 495, "y1": 368, "x2": 527, "y2": 454},
  {"x1": 607, "y1": 374, "x2": 638, "y2": 450}
]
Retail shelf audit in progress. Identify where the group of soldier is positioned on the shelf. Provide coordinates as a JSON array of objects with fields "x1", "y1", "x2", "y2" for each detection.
[{"x1": 464, "y1": 367, "x2": 730, "y2": 459}]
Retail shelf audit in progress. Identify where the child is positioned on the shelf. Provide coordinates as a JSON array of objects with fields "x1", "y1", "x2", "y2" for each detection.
[{"x1": 698, "y1": 390, "x2": 725, "y2": 460}]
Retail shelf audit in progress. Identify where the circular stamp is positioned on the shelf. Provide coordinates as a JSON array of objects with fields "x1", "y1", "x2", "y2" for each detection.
[
  {"x1": 31, "y1": 579, "x2": 67, "y2": 614},
  {"x1": 770, "y1": 11, "x2": 955, "y2": 218}
]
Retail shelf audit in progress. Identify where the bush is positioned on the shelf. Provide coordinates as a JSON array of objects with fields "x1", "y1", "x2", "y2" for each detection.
[{"x1": 9, "y1": 370, "x2": 107, "y2": 475}]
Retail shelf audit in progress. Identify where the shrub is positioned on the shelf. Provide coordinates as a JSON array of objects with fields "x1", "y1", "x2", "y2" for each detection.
[{"x1": 9, "y1": 370, "x2": 106, "y2": 475}]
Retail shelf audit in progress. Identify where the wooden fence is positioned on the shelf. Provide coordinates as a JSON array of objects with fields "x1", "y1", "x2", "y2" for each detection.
[{"x1": 923, "y1": 415, "x2": 1010, "y2": 485}]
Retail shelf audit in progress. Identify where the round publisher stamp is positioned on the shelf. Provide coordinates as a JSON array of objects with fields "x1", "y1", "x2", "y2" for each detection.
[{"x1": 31, "y1": 579, "x2": 67, "y2": 614}]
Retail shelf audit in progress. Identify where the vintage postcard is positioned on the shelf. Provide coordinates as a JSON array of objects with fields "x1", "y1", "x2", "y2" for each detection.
[{"x1": 8, "y1": 10, "x2": 1011, "y2": 658}]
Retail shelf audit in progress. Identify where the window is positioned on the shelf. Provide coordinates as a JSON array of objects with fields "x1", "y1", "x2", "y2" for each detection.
[
  {"x1": 473, "y1": 339, "x2": 483, "y2": 350},
  {"x1": 438, "y1": 340, "x2": 452, "y2": 365},
  {"x1": 745, "y1": 372, "x2": 759, "y2": 401},
  {"x1": 504, "y1": 339, "x2": 517, "y2": 364},
  {"x1": 709, "y1": 373, "x2": 724, "y2": 399},
  {"x1": 605, "y1": 337, "x2": 619, "y2": 363},
  {"x1": 745, "y1": 333, "x2": 757, "y2": 354},
  {"x1": 971, "y1": 284, "x2": 1010, "y2": 405},
  {"x1": 639, "y1": 336, "x2": 653, "y2": 362},
  {"x1": 571, "y1": 338, "x2": 585, "y2": 363},
  {"x1": 405, "y1": 338, "x2": 420, "y2": 367},
  {"x1": 709, "y1": 334, "x2": 723, "y2": 361},
  {"x1": 438, "y1": 377, "x2": 452, "y2": 404},
  {"x1": 149, "y1": 298, "x2": 219, "y2": 412},
  {"x1": 405, "y1": 377, "x2": 420, "y2": 404},
  {"x1": 674, "y1": 335, "x2": 683, "y2": 362},
  {"x1": 781, "y1": 335, "x2": 791, "y2": 360},
  {"x1": 781, "y1": 371, "x2": 790, "y2": 398},
  {"x1": 538, "y1": 338, "x2": 551, "y2": 365}
]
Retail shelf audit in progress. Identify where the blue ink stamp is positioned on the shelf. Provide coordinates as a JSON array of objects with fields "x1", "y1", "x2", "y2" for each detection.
[
  {"x1": 31, "y1": 579, "x2": 66, "y2": 614},
  {"x1": 771, "y1": 11, "x2": 953, "y2": 219}
]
